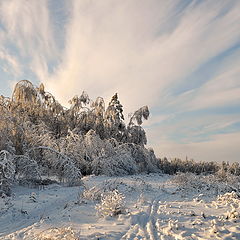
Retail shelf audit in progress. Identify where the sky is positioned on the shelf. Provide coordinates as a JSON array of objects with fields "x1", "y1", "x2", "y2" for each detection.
[{"x1": 0, "y1": 0, "x2": 239, "y2": 163}]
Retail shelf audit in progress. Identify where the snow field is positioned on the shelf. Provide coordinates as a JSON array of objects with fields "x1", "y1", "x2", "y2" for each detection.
[{"x1": 0, "y1": 173, "x2": 240, "y2": 239}]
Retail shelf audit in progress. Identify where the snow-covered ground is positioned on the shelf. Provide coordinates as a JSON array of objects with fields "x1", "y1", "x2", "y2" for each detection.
[{"x1": 1, "y1": 173, "x2": 240, "y2": 240}]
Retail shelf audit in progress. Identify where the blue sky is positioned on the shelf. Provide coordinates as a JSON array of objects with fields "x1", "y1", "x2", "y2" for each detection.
[{"x1": 0, "y1": 0, "x2": 239, "y2": 162}]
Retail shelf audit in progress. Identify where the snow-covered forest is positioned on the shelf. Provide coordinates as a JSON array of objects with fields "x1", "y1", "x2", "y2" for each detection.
[
  {"x1": 0, "y1": 80, "x2": 158, "y2": 195},
  {"x1": 1, "y1": 80, "x2": 240, "y2": 239}
]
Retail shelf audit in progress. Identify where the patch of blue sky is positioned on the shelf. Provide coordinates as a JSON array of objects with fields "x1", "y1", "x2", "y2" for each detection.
[
  {"x1": 147, "y1": 103, "x2": 240, "y2": 143},
  {"x1": 180, "y1": 105, "x2": 240, "y2": 118},
  {"x1": 0, "y1": 69, "x2": 14, "y2": 97},
  {"x1": 154, "y1": 0, "x2": 194, "y2": 36},
  {"x1": 150, "y1": 101, "x2": 240, "y2": 125},
  {"x1": 47, "y1": 59, "x2": 61, "y2": 75},
  {"x1": 157, "y1": 104, "x2": 239, "y2": 122},
  {"x1": 0, "y1": 22, "x2": 5, "y2": 31},
  {"x1": 167, "y1": 132, "x2": 210, "y2": 144},
  {"x1": 165, "y1": 120, "x2": 240, "y2": 144},
  {"x1": 209, "y1": 0, "x2": 235, "y2": 23},
  {"x1": 48, "y1": 0, "x2": 69, "y2": 50},
  {"x1": 201, "y1": 105, "x2": 240, "y2": 115},
  {"x1": 216, "y1": 121, "x2": 240, "y2": 132},
  {"x1": 3, "y1": 42, "x2": 22, "y2": 58},
  {"x1": 3, "y1": 40, "x2": 38, "y2": 68},
  {"x1": 170, "y1": 42, "x2": 240, "y2": 97},
  {"x1": 18, "y1": 63, "x2": 40, "y2": 86},
  {"x1": 160, "y1": 0, "x2": 229, "y2": 36}
]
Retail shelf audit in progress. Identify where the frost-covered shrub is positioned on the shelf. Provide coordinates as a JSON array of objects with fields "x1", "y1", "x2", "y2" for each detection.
[
  {"x1": 171, "y1": 172, "x2": 240, "y2": 195},
  {"x1": 206, "y1": 172, "x2": 240, "y2": 194},
  {"x1": 213, "y1": 192, "x2": 240, "y2": 221},
  {"x1": 216, "y1": 191, "x2": 240, "y2": 206},
  {"x1": 171, "y1": 172, "x2": 206, "y2": 193},
  {"x1": 95, "y1": 189, "x2": 125, "y2": 217},
  {"x1": 214, "y1": 167, "x2": 239, "y2": 183},
  {"x1": 82, "y1": 186, "x2": 103, "y2": 202},
  {"x1": 126, "y1": 144, "x2": 158, "y2": 173},
  {"x1": 28, "y1": 147, "x2": 82, "y2": 186},
  {"x1": 59, "y1": 157, "x2": 82, "y2": 186},
  {"x1": 58, "y1": 131, "x2": 90, "y2": 175},
  {"x1": 14, "y1": 155, "x2": 40, "y2": 180},
  {"x1": 0, "y1": 150, "x2": 15, "y2": 196},
  {"x1": 35, "y1": 226, "x2": 79, "y2": 240},
  {"x1": 82, "y1": 179, "x2": 119, "y2": 201},
  {"x1": 133, "y1": 177, "x2": 153, "y2": 192},
  {"x1": 92, "y1": 148, "x2": 137, "y2": 176},
  {"x1": 225, "y1": 208, "x2": 239, "y2": 220},
  {"x1": 50, "y1": 151, "x2": 82, "y2": 186}
]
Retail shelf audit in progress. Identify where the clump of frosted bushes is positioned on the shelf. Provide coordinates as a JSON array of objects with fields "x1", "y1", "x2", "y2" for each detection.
[
  {"x1": 95, "y1": 189, "x2": 126, "y2": 217},
  {"x1": 216, "y1": 191, "x2": 240, "y2": 206},
  {"x1": 171, "y1": 171, "x2": 240, "y2": 195},
  {"x1": 81, "y1": 179, "x2": 121, "y2": 202},
  {"x1": 36, "y1": 227, "x2": 79, "y2": 240}
]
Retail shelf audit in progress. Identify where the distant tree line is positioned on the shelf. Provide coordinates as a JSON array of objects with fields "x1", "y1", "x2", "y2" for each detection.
[{"x1": 158, "y1": 157, "x2": 240, "y2": 176}]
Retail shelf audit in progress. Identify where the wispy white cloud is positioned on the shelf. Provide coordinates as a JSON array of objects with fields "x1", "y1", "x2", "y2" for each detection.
[
  {"x1": 0, "y1": 0, "x2": 57, "y2": 86},
  {"x1": 0, "y1": 0, "x2": 56, "y2": 55},
  {"x1": 0, "y1": 48, "x2": 22, "y2": 76},
  {"x1": 146, "y1": 112, "x2": 240, "y2": 143},
  {"x1": 1, "y1": 0, "x2": 239, "y2": 111},
  {"x1": 43, "y1": 0, "x2": 240, "y2": 112},
  {"x1": 0, "y1": 0, "x2": 239, "y2": 161},
  {"x1": 160, "y1": 51, "x2": 240, "y2": 116}
]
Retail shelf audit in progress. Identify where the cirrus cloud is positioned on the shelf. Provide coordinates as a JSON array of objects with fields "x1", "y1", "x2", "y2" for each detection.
[{"x1": 0, "y1": 0, "x2": 239, "y2": 162}]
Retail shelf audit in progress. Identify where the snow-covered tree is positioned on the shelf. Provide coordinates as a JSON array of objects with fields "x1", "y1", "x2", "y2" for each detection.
[
  {"x1": 0, "y1": 79, "x2": 161, "y2": 190},
  {"x1": 0, "y1": 96, "x2": 15, "y2": 153},
  {"x1": 126, "y1": 106, "x2": 150, "y2": 145},
  {"x1": 92, "y1": 144, "x2": 138, "y2": 176},
  {"x1": 27, "y1": 146, "x2": 82, "y2": 186},
  {"x1": 14, "y1": 154, "x2": 40, "y2": 181},
  {"x1": 12, "y1": 80, "x2": 38, "y2": 105},
  {"x1": 0, "y1": 150, "x2": 15, "y2": 196},
  {"x1": 104, "y1": 93, "x2": 125, "y2": 141},
  {"x1": 120, "y1": 143, "x2": 158, "y2": 173},
  {"x1": 57, "y1": 131, "x2": 90, "y2": 175},
  {"x1": 129, "y1": 106, "x2": 149, "y2": 126},
  {"x1": 91, "y1": 97, "x2": 105, "y2": 138}
]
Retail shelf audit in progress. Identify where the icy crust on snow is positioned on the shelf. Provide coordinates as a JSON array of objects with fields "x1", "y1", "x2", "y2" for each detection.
[{"x1": 1, "y1": 173, "x2": 240, "y2": 240}]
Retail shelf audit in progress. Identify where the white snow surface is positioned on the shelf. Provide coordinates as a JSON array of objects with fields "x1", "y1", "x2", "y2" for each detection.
[{"x1": 0, "y1": 173, "x2": 240, "y2": 240}]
